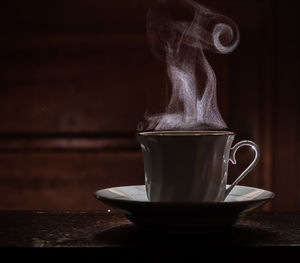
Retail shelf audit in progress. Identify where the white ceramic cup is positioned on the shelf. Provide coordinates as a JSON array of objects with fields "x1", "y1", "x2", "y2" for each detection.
[{"x1": 136, "y1": 130, "x2": 260, "y2": 202}]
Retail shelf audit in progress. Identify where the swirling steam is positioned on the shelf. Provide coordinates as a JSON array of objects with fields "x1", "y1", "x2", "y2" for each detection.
[{"x1": 138, "y1": 0, "x2": 239, "y2": 131}]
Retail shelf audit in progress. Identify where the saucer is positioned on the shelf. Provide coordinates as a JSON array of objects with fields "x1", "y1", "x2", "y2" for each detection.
[{"x1": 94, "y1": 185, "x2": 274, "y2": 232}]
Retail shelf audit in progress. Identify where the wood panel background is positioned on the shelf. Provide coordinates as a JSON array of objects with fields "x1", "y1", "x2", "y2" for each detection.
[{"x1": 0, "y1": 0, "x2": 299, "y2": 211}]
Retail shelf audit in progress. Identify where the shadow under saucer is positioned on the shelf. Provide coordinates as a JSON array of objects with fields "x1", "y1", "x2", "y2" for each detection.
[{"x1": 93, "y1": 220, "x2": 278, "y2": 248}]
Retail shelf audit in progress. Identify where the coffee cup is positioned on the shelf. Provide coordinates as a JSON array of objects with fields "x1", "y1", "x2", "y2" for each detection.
[{"x1": 136, "y1": 130, "x2": 259, "y2": 202}]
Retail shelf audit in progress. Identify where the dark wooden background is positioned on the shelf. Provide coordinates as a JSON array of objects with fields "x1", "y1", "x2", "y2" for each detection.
[{"x1": 0, "y1": 0, "x2": 299, "y2": 211}]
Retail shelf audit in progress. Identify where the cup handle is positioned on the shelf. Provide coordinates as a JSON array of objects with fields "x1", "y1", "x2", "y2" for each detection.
[{"x1": 225, "y1": 140, "x2": 260, "y2": 198}]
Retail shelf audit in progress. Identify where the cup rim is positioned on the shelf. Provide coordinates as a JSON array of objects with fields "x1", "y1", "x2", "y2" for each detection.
[{"x1": 136, "y1": 130, "x2": 235, "y2": 136}]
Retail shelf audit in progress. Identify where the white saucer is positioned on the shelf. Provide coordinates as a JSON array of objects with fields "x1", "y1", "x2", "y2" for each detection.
[{"x1": 94, "y1": 185, "x2": 274, "y2": 232}]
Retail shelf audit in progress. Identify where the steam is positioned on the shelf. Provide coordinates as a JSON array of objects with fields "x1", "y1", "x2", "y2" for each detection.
[{"x1": 138, "y1": 0, "x2": 239, "y2": 131}]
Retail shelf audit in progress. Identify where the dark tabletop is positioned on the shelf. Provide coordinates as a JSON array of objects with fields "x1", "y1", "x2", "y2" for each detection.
[{"x1": 1, "y1": 210, "x2": 300, "y2": 247}]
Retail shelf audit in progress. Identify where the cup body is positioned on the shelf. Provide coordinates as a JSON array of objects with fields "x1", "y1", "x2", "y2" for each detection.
[{"x1": 136, "y1": 131, "x2": 235, "y2": 202}]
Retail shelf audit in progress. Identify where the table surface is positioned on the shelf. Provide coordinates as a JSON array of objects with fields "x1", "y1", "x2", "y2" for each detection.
[{"x1": 1, "y1": 211, "x2": 300, "y2": 247}]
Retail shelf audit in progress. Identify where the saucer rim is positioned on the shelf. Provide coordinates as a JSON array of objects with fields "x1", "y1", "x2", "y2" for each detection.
[{"x1": 94, "y1": 184, "x2": 275, "y2": 206}]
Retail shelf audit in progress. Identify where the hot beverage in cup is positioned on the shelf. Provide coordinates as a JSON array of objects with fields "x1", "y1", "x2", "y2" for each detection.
[
  {"x1": 136, "y1": 2, "x2": 256, "y2": 203},
  {"x1": 136, "y1": 131, "x2": 259, "y2": 203}
]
